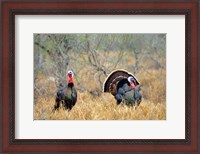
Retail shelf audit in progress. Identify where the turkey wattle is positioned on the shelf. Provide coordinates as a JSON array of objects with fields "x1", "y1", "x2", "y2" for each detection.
[
  {"x1": 54, "y1": 70, "x2": 77, "y2": 110},
  {"x1": 103, "y1": 69, "x2": 142, "y2": 106}
]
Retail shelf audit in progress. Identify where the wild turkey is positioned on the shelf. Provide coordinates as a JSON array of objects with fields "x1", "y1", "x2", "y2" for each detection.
[
  {"x1": 54, "y1": 70, "x2": 77, "y2": 111},
  {"x1": 103, "y1": 69, "x2": 142, "y2": 106}
]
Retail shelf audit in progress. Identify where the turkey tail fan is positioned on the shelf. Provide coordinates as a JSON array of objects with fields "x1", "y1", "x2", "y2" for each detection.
[{"x1": 103, "y1": 69, "x2": 140, "y2": 96}]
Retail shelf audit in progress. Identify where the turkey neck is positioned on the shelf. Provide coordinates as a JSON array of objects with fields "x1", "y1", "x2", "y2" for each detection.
[
  {"x1": 68, "y1": 76, "x2": 73, "y2": 83},
  {"x1": 130, "y1": 82, "x2": 135, "y2": 89},
  {"x1": 68, "y1": 76, "x2": 74, "y2": 88}
]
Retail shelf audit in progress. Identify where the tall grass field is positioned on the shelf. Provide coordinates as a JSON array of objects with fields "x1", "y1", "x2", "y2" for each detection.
[{"x1": 34, "y1": 69, "x2": 166, "y2": 120}]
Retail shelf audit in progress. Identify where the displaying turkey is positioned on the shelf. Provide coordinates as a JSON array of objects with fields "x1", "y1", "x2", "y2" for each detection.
[
  {"x1": 103, "y1": 69, "x2": 142, "y2": 106},
  {"x1": 54, "y1": 70, "x2": 77, "y2": 111}
]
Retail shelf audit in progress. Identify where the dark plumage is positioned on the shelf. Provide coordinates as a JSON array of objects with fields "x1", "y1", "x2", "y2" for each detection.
[
  {"x1": 103, "y1": 69, "x2": 142, "y2": 106},
  {"x1": 54, "y1": 71, "x2": 77, "y2": 111}
]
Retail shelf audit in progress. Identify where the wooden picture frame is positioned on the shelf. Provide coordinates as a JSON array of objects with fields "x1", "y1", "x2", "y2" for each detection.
[{"x1": 1, "y1": 0, "x2": 199, "y2": 153}]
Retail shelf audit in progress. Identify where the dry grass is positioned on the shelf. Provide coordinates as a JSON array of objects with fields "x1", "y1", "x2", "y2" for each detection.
[
  {"x1": 34, "y1": 92, "x2": 166, "y2": 120},
  {"x1": 34, "y1": 69, "x2": 166, "y2": 120},
  {"x1": 139, "y1": 69, "x2": 166, "y2": 103}
]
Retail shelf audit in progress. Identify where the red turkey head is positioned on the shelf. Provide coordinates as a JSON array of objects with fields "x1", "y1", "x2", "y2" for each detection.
[
  {"x1": 66, "y1": 70, "x2": 74, "y2": 83},
  {"x1": 128, "y1": 76, "x2": 135, "y2": 89}
]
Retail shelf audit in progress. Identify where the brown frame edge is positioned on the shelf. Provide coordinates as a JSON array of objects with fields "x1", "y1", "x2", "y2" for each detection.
[{"x1": 1, "y1": 0, "x2": 199, "y2": 153}]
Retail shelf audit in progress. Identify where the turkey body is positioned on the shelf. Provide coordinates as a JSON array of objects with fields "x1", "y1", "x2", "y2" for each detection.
[
  {"x1": 103, "y1": 69, "x2": 142, "y2": 106},
  {"x1": 115, "y1": 82, "x2": 142, "y2": 106},
  {"x1": 54, "y1": 83, "x2": 77, "y2": 110},
  {"x1": 115, "y1": 86, "x2": 142, "y2": 106}
]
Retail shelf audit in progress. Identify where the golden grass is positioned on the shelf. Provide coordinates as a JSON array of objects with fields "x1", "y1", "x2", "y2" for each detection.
[
  {"x1": 34, "y1": 92, "x2": 166, "y2": 120},
  {"x1": 139, "y1": 69, "x2": 166, "y2": 103}
]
